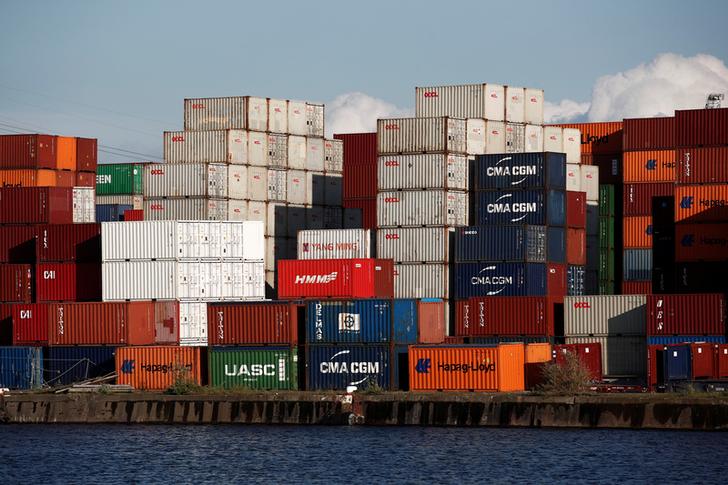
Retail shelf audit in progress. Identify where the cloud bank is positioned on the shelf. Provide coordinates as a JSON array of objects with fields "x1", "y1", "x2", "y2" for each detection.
[{"x1": 325, "y1": 92, "x2": 411, "y2": 137}]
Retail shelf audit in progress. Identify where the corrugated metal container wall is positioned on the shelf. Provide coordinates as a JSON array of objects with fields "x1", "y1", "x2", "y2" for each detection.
[
  {"x1": 623, "y1": 116, "x2": 675, "y2": 151},
  {"x1": 647, "y1": 335, "x2": 725, "y2": 345},
  {"x1": 343, "y1": 163, "x2": 377, "y2": 199},
  {"x1": 455, "y1": 297, "x2": 554, "y2": 336},
  {"x1": 306, "y1": 137, "x2": 324, "y2": 172},
  {"x1": 37, "y1": 223, "x2": 101, "y2": 263},
  {"x1": 412, "y1": 300, "x2": 447, "y2": 344},
  {"x1": 179, "y1": 301, "x2": 208, "y2": 346},
  {"x1": 622, "y1": 281, "x2": 652, "y2": 295},
  {"x1": 623, "y1": 216, "x2": 652, "y2": 248},
  {"x1": 623, "y1": 150, "x2": 676, "y2": 183},
  {"x1": 0, "y1": 169, "x2": 59, "y2": 187},
  {"x1": 0, "y1": 347, "x2": 43, "y2": 389},
  {"x1": 288, "y1": 100, "x2": 307, "y2": 136},
  {"x1": 377, "y1": 153, "x2": 468, "y2": 190},
  {"x1": 475, "y1": 189, "x2": 565, "y2": 227},
  {"x1": 307, "y1": 299, "x2": 391, "y2": 344},
  {"x1": 116, "y1": 346, "x2": 201, "y2": 391},
  {"x1": 35, "y1": 263, "x2": 101, "y2": 302},
  {"x1": 565, "y1": 336, "x2": 646, "y2": 377},
  {"x1": 567, "y1": 228, "x2": 586, "y2": 265},
  {"x1": 11, "y1": 303, "x2": 48, "y2": 345},
  {"x1": 646, "y1": 294, "x2": 725, "y2": 336},
  {"x1": 208, "y1": 347, "x2": 297, "y2": 390},
  {"x1": 550, "y1": 122, "x2": 623, "y2": 155},
  {"x1": 0, "y1": 264, "x2": 32, "y2": 302},
  {"x1": 75, "y1": 171, "x2": 96, "y2": 188},
  {"x1": 55, "y1": 136, "x2": 75, "y2": 171},
  {"x1": 96, "y1": 204, "x2": 131, "y2": 222},
  {"x1": 377, "y1": 117, "x2": 466, "y2": 155},
  {"x1": 163, "y1": 130, "x2": 246, "y2": 164},
  {"x1": 377, "y1": 190, "x2": 468, "y2": 227},
  {"x1": 206, "y1": 301, "x2": 297, "y2": 345},
  {"x1": 0, "y1": 187, "x2": 73, "y2": 224},
  {"x1": 306, "y1": 103, "x2": 325, "y2": 138},
  {"x1": 675, "y1": 107, "x2": 728, "y2": 147},
  {"x1": 75, "y1": 137, "x2": 97, "y2": 172},
  {"x1": 143, "y1": 198, "x2": 229, "y2": 221},
  {"x1": 183, "y1": 96, "x2": 267, "y2": 131},
  {"x1": 96, "y1": 163, "x2": 144, "y2": 195},
  {"x1": 393, "y1": 264, "x2": 449, "y2": 299},
  {"x1": 377, "y1": 227, "x2": 451, "y2": 263},
  {"x1": 408, "y1": 344, "x2": 525, "y2": 391},
  {"x1": 454, "y1": 262, "x2": 564, "y2": 299},
  {"x1": 677, "y1": 147, "x2": 728, "y2": 184},
  {"x1": 580, "y1": 165, "x2": 599, "y2": 201},
  {"x1": 455, "y1": 225, "x2": 564, "y2": 264},
  {"x1": 0, "y1": 134, "x2": 57, "y2": 169},
  {"x1": 525, "y1": 124, "x2": 544, "y2": 153},
  {"x1": 623, "y1": 183, "x2": 675, "y2": 216},
  {"x1": 567, "y1": 191, "x2": 587, "y2": 229},
  {"x1": 324, "y1": 139, "x2": 344, "y2": 173},
  {"x1": 334, "y1": 133, "x2": 377, "y2": 165},
  {"x1": 144, "y1": 163, "x2": 228, "y2": 198},
  {"x1": 277, "y1": 259, "x2": 393, "y2": 299},
  {"x1": 623, "y1": 249, "x2": 652, "y2": 281},
  {"x1": 96, "y1": 195, "x2": 143, "y2": 210},
  {"x1": 473, "y1": 152, "x2": 566, "y2": 191},
  {"x1": 44, "y1": 346, "x2": 116, "y2": 387},
  {"x1": 719, "y1": 345, "x2": 728, "y2": 378},
  {"x1": 564, "y1": 295, "x2": 646, "y2": 336},
  {"x1": 297, "y1": 229, "x2": 371, "y2": 260},
  {"x1": 674, "y1": 184, "x2": 728, "y2": 223},
  {"x1": 0, "y1": 226, "x2": 36, "y2": 263},
  {"x1": 567, "y1": 265, "x2": 586, "y2": 296},
  {"x1": 505, "y1": 123, "x2": 525, "y2": 153},
  {"x1": 690, "y1": 342, "x2": 716, "y2": 379},
  {"x1": 72, "y1": 187, "x2": 95, "y2": 224},
  {"x1": 675, "y1": 223, "x2": 728, "y2": 262},
  {"x1": 306, "y1": 344, "x2": 390, "y2": 391},
  {"x1": 342, "y1": 199, "x2": 376, "y2": 229},
  {"x1": 414, "y1": 83, "x2": 504, "y2": 120}
]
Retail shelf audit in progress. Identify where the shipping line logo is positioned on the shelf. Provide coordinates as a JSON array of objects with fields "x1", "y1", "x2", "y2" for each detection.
[
  {"x1": 294, "y1": 272, "x2": 338, "y2": 284},
  {"x1": 120, "y1": 360, "x2": 192, "y2": 374},
  {"x1": 485, "y1": 156, "x2": 536, "y2": 186},
  {"x1": 680, "y1": 233, "x2": 728, "y2": 248},
  {"x1": 471, "y1": 265, "x2": 512, "y2": 295},
  {"x1": 645, "y1": 159, "x2": 675, "y2": 171},
  {"x1": 415, "y1": 357, "x2": 495, "y2": 374},
  {"x1": 582, "y1": 134, "x2": 609, "y2": 146},
  {"x1": 320, "y1": 350, "x2": 380, "y2": 387},
  {"x1": 680, "y1": 196, "x2": 728, "y2": 210},
  {"x1": 485, "y1": 193, "x2": 535, "y2": 222}
]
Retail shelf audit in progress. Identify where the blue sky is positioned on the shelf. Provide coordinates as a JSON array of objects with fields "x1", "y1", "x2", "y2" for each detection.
[{"x1": 1, "y1": 0, "x2": 727, "y2": 161}]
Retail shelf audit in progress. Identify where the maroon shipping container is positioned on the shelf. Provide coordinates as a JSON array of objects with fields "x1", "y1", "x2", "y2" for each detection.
[
  {"x1": 647, "y1": 344, "x2": 663, "y2": 390},
  {"x1": 0, "y1": 264, "x2": 32, "y2": 302},
  {"x1": 55, "y1": 170, "x2": 75, "y2": 187},
  {"x1": 567, "y1": 228, "x2": 586, "y2": 265},
  {"x1": 454, "y1": 296, "x2": 557, "y2": 337},
  {"x1": 75, "y1": 171, "x2": 96, "y2": 188},
  {"x1": 646, "y1": 294, "x2": 725, "y2": 336},
  {"x1": 334, "y1": 132, "x2": 377, "y2": 166},
  {"x1": 277, "y1": 259, "x2": 394, "y2": 299},
  {"x1": 0, "y1": 134, "x2": 57, "y2": 169},
  {"x1": 123, "y1": 209, "x2": 144, "y2": 221},
  {"x1": 0, "y1": 225, "x2": 36, "y2": 262},
  {"x1": 11, "y1": 303, "x2": 49, "y2": 345},
  {"x1": 623, "y1": 183, "x2": 675, "y2": 216},
  {"x1": 343, "y1": 198, "x2": 377, "y2": 229},
  {"x1": 75, "y1": 137, "x2": 98, "y2": 172},
  {"x1": 676, "y1": 146, "x2": 728, "y2": 184},
  {"x1": 0, "y1": 187, "x2": 74, "y2": 224},
  {"x1": 553, "y1": 342, "x2": 603, "y2": 381},
  {"x1": 623, "y1": 116, "x2": 675, "y2": 151},
  {"x1": 37, "y1": 223, "x2": 101, "y2": 262},
  {"x1": 675, "y1": 223, "x2": 728, "y2": 262},
  {"x1": 676, "y1": 108, "x2": 728, "y2": 148},
  {"x1": 566, "y1": 191, "x2": 587, "y2": 229},
  {"x1": 207, "y1": 301, "x2": 298, "y2": 345},
  {"x1": 35, "y1": 263, "x2": 101, "y2": 302},
  {"x1": 690, "y1": 343, "x2": 717, "y2": 379},
  {"x1": 343, "y1": 163, "x2": 377, "y2": 199},
  {"x1": 717, "y1": 344, "x2": 728, "y2": 379},
  {"x1": 548, "y1": 263, "x2": 567, "y2": 303},
  {"x1": 621, "y1": 281, "x2": 652, "y2": 295}
]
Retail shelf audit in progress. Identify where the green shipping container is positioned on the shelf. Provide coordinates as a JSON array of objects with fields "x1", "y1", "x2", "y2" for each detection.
[
  {"x1": 599, "y1": 247, "x2": 615, "y2": 281},
  {"x1": 209, "y1": 347, "x2": 298, "y2": 390},
  {"x1": 598, "y1": 280, "x2": 615, "y2": 295},
  {"x1": 96, "y1": 163, "x2": 144, "y2": 195},
  {"x1": 599, "y1": 216, "x2": 615, "y2": 249},
  {"x1": 599, "y1": 185, "x2": 616, "y2": 217}
]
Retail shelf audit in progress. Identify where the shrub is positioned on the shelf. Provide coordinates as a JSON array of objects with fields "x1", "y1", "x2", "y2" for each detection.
[{"x1": 537, "y1": 352, "x2": 592, "y2": 395}]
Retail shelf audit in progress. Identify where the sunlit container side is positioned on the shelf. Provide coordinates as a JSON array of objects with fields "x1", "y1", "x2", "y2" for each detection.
[
  {"x1": 0, "y1": 134, "x2": 57, "y2": 169},
  {"x1": 143, "y1": 198, "x2": 229, "y2": 221},
  {"x1": 454, "y1": 225, "x2": 565, "y2": 264},
  {"x1": 543, "y1": 127, "x2": 563, "y2": 153},
  {"x1": 393, "y1": 264, "x2": 449, "y2": 299},
  {"x1": 505, "y1": 123, "x2": 525, "y2": 153},
  {"x1": 454, "y1": 262, "x2": 565, "y2": 299},
  {"x1": 306, "y1": 344, "x2": 389, "y2": 391},
  {"x1": 265, "y1": 98, "x2": 288, "y2": 133},
  {"x1": 567, "y1": 265, "x2": 586, "y2": 296},
  {"x1": 264, "y1": 132, "x2": 286, "y2": 168},
  {"x1": 646, "y1": 294, "x2": 725, "y2": 336},
  {"x1": 553, "y1": 342, "x2": 603, "y2": 381},
  {"x1": 623, "y1": 249, "x2": 652, "y2": 281},
  {"x1": 178, "y1": 301, "x2": 208, "y2": 346},
  {"x1": 675, "y1": 107, "x2": 728, "y2": 147},
  {"x1": 0, "y1": 169, "x2": 59, "y2": 187},
  {"x1": 675, "y1": 223, "x2": 728, "y2": 262},
  {"x1": 623, "y1": 150, "x2": 676, "y2": 183},
  {"x1": 377, "y1": 227, "x2": 451, "y2": 263},
  {"x1": 377, "y1": 190, "x2": 468, "y2": 227},
  {"x1": 466, "y1": 118, "x2": 486, "y2": 155},
  {"x1": 334, "y1": 132, "x2": 377, "y2": 165},
  {"x1": 474, "y1": 152, "x2": 566, "y2": 191},
  {"x1": 11, "y1": 303, "x2": 49, "y2": 345},
  {"x1": 306, "y1": 299, "x2": 392, "y2": 344},
  {"x1": 287, "y1": 100, "x2": 307, "y2": 136},
  {"x1": 563, "y1": 295, "x2": 646, "y2": 336},
  {"x1": 415, "y1": 83, "x2": 505, "y2": 120},
  {"x1": 284, "y1": 170, "x2": 307, "y2": 205},
  {"x1": 394, "y1": 299, "x2": 446, "y2": 344},
  {"x1": 377, "y1": 117, "x2": 467, "y2": 155},
  {"x1": 525, "y1": 124, "x2": 544, "y2": 153},
  {"x1": 75, "y1": 137, "x2": 97, "y2": 172},
  {"x1": 674, "y1": 184, "x2": 728, "y2": 223},
  {"x1": 96, "y1": 204, "x2": 131, "y2": 222},
  {"x1": 377, "y1": 153, "x2": 467, "y2": 191},
  {"x1": 566, "y1": 164, "x2": 581, "y2": 192},
  {"x1": 566, "y1": 228, "x2": 586, "y2": 265},
  {"x1": 524, "y1": 88, "x2": 544, "y2": 125},
  {"x1": 564, "y1": 335, "x2": 645, "y2": 378},
  {"x1": 35, "y1": 262, "x2": 101, "y2": 302},
  {"x1": 183, "y1": 96, "x2": 267, "y2": 131},
  {"x1": 305, "y1": 136, "x2": 324, "y2": 172},
  {"x1": 623, "y1": 183, "x2": 675, "y2": 216},
  {"x1": 297, "y1": 229, "x2": 371, "y2": 260},
  {"x1": 0, "y1": 347, "x2": 43, "y2": 389},
  {"x1": 562, "y1": 128, "x2": 581, "y2": 164},
  {"x1": 306, "y1": 103, "x2": 325, "y2": 138},
  {"x1": 278, "y1": 259, "x2": 393, "y2": 299},
  {"x1": 75, "y1": 171, "x2": 95, "y2": 188},
  {"x1": 408, "y1": 344, "x2": 525, "y2": 392},
  {"x1": 505, "y1": 86, "x2": 525, "y2": 123},
  {"x1": 72, "y1": 187, "x2": 95, "y2": 223},
  {"x1": 208, "y1": 347, "x2": 297, "y2": 390},
  {"x1": 96, "y1": 163, "x2": 144, "y2": 195},
  {"x1": 549, "y1": 122, "x2": 623, "y2": 155},
  {"x1": 454, "y1": 296, "x2": 555, "y2": 336},
  {"x1": 580, "y1": 165, "x2": 599, "y2": 201},
  {"x1": 484, "y1": 120, "x2": 506, "y2": 154},
  {"x1": 207, "y1": 301, "x2": 296, "y2": 346},
  {"x1": 163, "y1": 130, "x2": 247, "y2": 164},
  {"x1": 676, "y1": 147, "x2": 728, "y2": 184},
  {"x1": 623, "y1": 116, "x2": 675, "y2": 151},
  {"x1": 475, "y1": 189, "x2": 565, "y2": 227},
  {"x1": 0, "y1": 264, "x2": 32, "y2": 302},
  {"x1": 324, "y1": 138, "x2": 343, "y2": 173},
  {"x1": 44, "y1": 346, "x2": 116, "y2": 387},
  {"x1": 53, "y1": 136, "x2": 76, "y2": 171},
  {"x1": 96, "y1": 195, "x2": 143, "y2": 211},
  {"x1": 143, "y1": 163, "x2": 228, "y2": 198},
  {"x1": 116, "y1": 346, "x2": 201, "y2": 391},
  {"x1": 0, "y1": 187, "x2": 73, "y2": 224},
  {"x1": 623, "y1": 216, "x2": 652, "y2": 249}
]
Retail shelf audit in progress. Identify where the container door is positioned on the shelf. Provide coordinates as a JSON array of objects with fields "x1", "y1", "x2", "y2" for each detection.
[
  {"x1": 485, "y1": 121, "x2": 506, "y2": 154},
  {"x1": 287, "y1": 135, "x2": 307, "y2": 170},
  {"x1": 226, "y1": 129, "x2": 247, "y2": 164},
  {"x1": 288, "y1": 100, "x2": 307, "y2": 136},
  {"x1": 485, "y1": 83, "x2": 505, "y2": 121},
  {"x1": 247, "y1": 97, "x2": 268, "y2": 132},
  {"x1": 306, "y1": 103, "x2": 324, "y2": 137},
  {"x1": 466, "y1": 118, "x2": 486, "y2": 155},
  {"x1": 307, "y1": 137, "x2": 325, "y2": 172},
  {"x1": 207, "y1": 164, "x2": 228, "y2": 198},
  {"x1": 248, "y1": 131, "x2": 268, "y2": 166},
  {"x1": 227, "y1": 164, "x2": 247, "y2": 200},
  {"x1": 268, "y1": 98, "x2": 288, "y2": 133}
]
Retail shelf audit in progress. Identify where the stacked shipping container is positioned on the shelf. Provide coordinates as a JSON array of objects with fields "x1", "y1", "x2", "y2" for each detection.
[{"x1": 335, "y1": 133, "x2": 375, "y2": 230}]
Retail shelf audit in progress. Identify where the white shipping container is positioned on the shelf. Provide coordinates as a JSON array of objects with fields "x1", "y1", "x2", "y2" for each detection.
[
  {"x1": 485, "y1": 120, "x2": 506, "y2": 154},
  {"x1": 565, "y1": 336, "x2": 646, "y2": 378},
  {"x1": 306, "y1": 103, "x2": 325, "y2": 138},
  {"x1": 466, "y1": 118, "x2": 486, "y2": 155},
  {"x1": 267, "y1": 98, "x2": 288, "y2": 134},
  {"x1": 297, "y1": 229, "x2": 372, "y2": 260},
  {"x1": 564, "y1": 295, "x2": 647, "y2": 336},
  {"x1": 267, "y1": 133, "x2": 288, "y2": 168},
  {"x1": 287, "y1": 170, "x2": 308, "y2": 205},
  {"x1": 287, "y1": 135, "x2": 307, "y2": 170},
  {"x1": 305, "y1": 205, "x2": 325, "y2": 230},
  {"x1": 179, "y1": 301, "x2": 208, "y2": 346},
  {"x1": 95, "y1": 195, "x2": 143, "y2": 210},
  {"x1": 163, "y1": 130, "x2": 246, "y2": 164},
  {"x1": 143, "y1": 198, "x2": 229, "y2": 221},
  {"x1": 524, "y1": 88, "x2": 544, "y2": 125},
  {"x1": 324, "y1": 174, "x2": 342, "y2": 206},
  {"x1": 248, "y1": 131, "x2": 268, "y2": 166},
  {"x1": 228, "y1": 199, "x2": 247, "y2": 221},
  {"x1": 222, "y1": 261, "x2": 265, "y2": 300},
  {"x1": 393, "y1": 263, "x2": 449, "y2": 299},
  {"x1": 268, "y1": 169, "x2": 287, "y2": 201},
  {"x1": 227, "y1": 165, "x2": 247, "y2": 200},
  {"x1": 144, "y1": 163, "x2": 228, "y2": 198},
  {"x1": 183, "y1": 96, "x2": 267, "y2": 132},
  {"x1": 505, "y1": 123, "x2": 525, "y2": 153},
  {"x1": 247, "y1": 166, "x2": 268, "y2": 201},
  {"x1": 247, "y1": 201, "x2": 287, "y2": 237},
  {"x1": 543, "y1": 126, "x2": 563, "y2": 153},
  {"x1": 287, "y1": 204, "x2": 307, "y2": 238},
  {"x1": 377, "y1": 190, "x2": 468, "y2": 227},
  {"x1": 525, "y1": 124, "x2": 544, "y2": 153},
  {"x1": 306, "y1": 137, "x2": 325, "y2": 172},
  {"x1": 288, "y1": 100, "x2": 307, "y2": 136},
  {"x1": 415, "y1": 83, "x2": 505, "y2": 121},
  {"x1": 566, "y1": 164, "x2": 582, "y2": 192},
  {"x1": 72, "y1": 187, "x2": 95, "y2": 223},
  {"x1": 581, "y1": 165, "x2": 599, "y2": 201},
  {"x1": 377, "y1": 117, "x2": 467, "y2": 155},
  {"x1": 377, "y1": 153, "x2": 468, "y2": 191},
  {"x1": 505, "y1": 86, "x2": 525, "y2": 123},
  {"x1": 324, "y1": 206, "x2": 343, "y2": 230},
  {"x1": 324, "y1": 138, "x2": 344, "y2": 173},
  {"x1": 377, "y1": 227, "x2": 452, "y2": 263},
  {"x1": 563, "y1": 128, "x2": 581, "y2": 164}
]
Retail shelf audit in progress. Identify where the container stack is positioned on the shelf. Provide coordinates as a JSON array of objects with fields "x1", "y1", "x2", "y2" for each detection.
[
  {"x1": 95, "y1": 162, "x2": 146, "y2": 221},
  {"x1": 335, "y1": 133, "x2": 377, "y2": 229}
]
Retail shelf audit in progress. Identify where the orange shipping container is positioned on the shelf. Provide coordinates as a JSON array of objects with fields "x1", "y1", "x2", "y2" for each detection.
[
  {"x1": 674, "y1": 184, "x2": 728, "y2": 223},
  {"x1": 623, "y1": 150, "x2": 676, "y2": 183},
  {"x1": 524, "y1": 342, "x2": 551, "y2": 390},
  {"x1": 408, "y1": 343, "x2": 525, "y2": 392},
  {"x1": 0, "y1": 169, "x2": 57, "y2": 187},
  {"x1": 525, "y1": 343, "x2": 552, "y2": 363},
  {"x1": 116, "y1": 346, "x2": 201, "y2": 391},
  {"x1": 56, "y1": 136, "x2": 77, "y2": 171},
  {"x1": 623, "y1": 216, "x2": 652, "y2": 248}
]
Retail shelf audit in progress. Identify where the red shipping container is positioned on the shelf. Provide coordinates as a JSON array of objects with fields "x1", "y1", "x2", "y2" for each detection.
[
  {"x1": 623, "y1": 183, "x2": 675, "y2": 216},
  {"x1": 0, "y1": 225, "x2": 36, "y2": 262},
  {"x1": 621, "y1": 281, "x2": 652, "y2": 295},
  {"x1": 123, "y1": 209, "x2": 144, "y2": 221},
  {"x1": 36, "y1": 223, "x2": 101, "y2": 263},
  {"x1": 207, "y1": 301, "x2": 298, "y2": 345},
  {"x1": 553, "y1": 342, "x2": 602, "y2": 381},
  {"x1": 417, "y1": 299, "x2": 446, "y2": 344},
  {"x1": 690, "y1": 343, "x2": 717, "y2": 379},
  {"x1": 566, "y1": 191, "x2": 587, "y2": 228},
  {"x1": 582, "y1": 153, "x2": 623, "y2": 185},
  {"x1": 277, "y1": 259, "x2": 394, "y2": 299},
  {"x1": 75, "y1": 171, "x2": 96, "y2": 188},
  {"x1": 0, "y1": 187, "x2": 74, "y2": 224},
  {"x1": 0, "y1": 134, "x2": 57, "y2": 169},
  {"x1": 343, "y1": 198, "x2": 377, "y2": 229},
  {"x1": 646, "y1": 294, "x2": 725, "y2": 336},
  {"x1": 343, "y1": 163, "x2": 377, "y2": 199},
  {"x1": 623, "y1": 150, "x2": 676, "y2": 183},
  {"x1": 0, "y1": 303, "x2": 12, "y2": 345},
  {"x1": 55, "y1": 170, "x2": 75, "y2": 187},
  {"x1": 551, "y1": 121, "x2": 623, "y2": 155},
  {"x1": 454, "y1": 296, "x2": 556, "y2": 337},
  {"x1": 674, "y1": 184, "x2": 728, "y2": 223},
  {"x1": 623, "y1": 116, "x2": 675, "y2": 151},
  {"x1": 0, "y1": 264, "x2": 32, "y2": 302},
  {"x1": 75, "y1": 137, "x2": 98, "y2": 172},
  {"x1": 717, "y1": 344, "x2": 728, "y2": 379},
  {"x1": 334, "y1": 132, "x2": 377, "y2": 166},
  {"x1": 675, "y1": 223, "x2": 728, "y2": 262},
  {"x1": 676, "y1": 147, "x2": 728, "y2": 184},
  {"x1": 567, "y1": 228, "x2": 586, "y2": 265},
  {"x1": 676, "y1": 108, "x2": 728, "y2": 148},
  {"x1": 11, "y1": 303, "x2": 49, "y2": 345},
  {"x1": 548, "y1": 263, "x2": 567, "y2": 302},
  {"x1": 35, "y1": 263, "x2": 101, "y2": 302}
]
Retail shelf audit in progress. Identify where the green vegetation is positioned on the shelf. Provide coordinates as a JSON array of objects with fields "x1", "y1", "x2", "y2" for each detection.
[{"x1": 537, "y1": 352, "x2": 593, "y2": 395}]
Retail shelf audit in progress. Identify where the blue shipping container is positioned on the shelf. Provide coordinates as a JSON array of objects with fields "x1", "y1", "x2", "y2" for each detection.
[
  {"x1": 44, "y1": 346, "x2": 117, "y2": 387},
  {"x1": 307, "y1": 300, "x2": 393, "y2": 344},
  {"x1": 0, "y1": 346, "x2": 42, "y2": 389},
  {"x1": 307, "y1": 345, "x2": 390, "y2": 391},
  {"x1": 647, "y1": 335, "x2": 727, "y2": 345},
  {"x1": 474, "y1": 152, "x2": 566, "y2": 191},
  {"x1": 454, "y1": 262, "x2": 547, "y2": 299},
  {"x1": 392, "y1": 300, "x2": 417, "y2": 344},
  {"x1": 586, "y1": 204, "x2": 599, "y2": 236},
  {"x1": 476, "y1": 189, "x2": 565, "y2": 226},
  {"x1": 624, "y1": 249, "x2": 652, "y2": 281},
  {"x1": 96, "y1": 204, "x2": 132, "y2": 222},
  {"x1": 663, "y1": 345, "x2": 691, "y2": 381},
  {"x1": 455, "y1": 225, "x2": 565, "y2": 263},
  {"x1": 567, "y1": 265, "x2": 586, "y2": 296}
]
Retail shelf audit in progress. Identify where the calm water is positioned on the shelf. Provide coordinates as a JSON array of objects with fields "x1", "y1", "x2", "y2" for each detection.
[{"x1": 1, "y1": 425, "x2": 727, "y2": 483}]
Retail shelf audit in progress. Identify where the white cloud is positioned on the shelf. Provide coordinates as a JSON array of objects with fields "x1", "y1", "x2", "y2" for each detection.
[
  {"x1": 545, "y1": 53, "x2": 728, "y2": 123},
  {"x1": 544, "y1": 99, "x2": 590, "y2": 124},
  {"x1": 325, "y1": 92, "x2": 411, "y2": 137}
]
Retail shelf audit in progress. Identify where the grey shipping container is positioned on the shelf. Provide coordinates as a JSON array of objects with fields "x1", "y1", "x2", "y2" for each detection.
[
  {"x1": 377, "y1": 227, "x2": 453, "y2": 263},
  {"x1": 144, "y1": 163, "x2": 229, "y2": 198},
  {"x1": 564, "y1": 295, "x2": 647, "y2": 336},
  {"x1": 415, "y1": 83, "x2": 505, "y2": 121},
  {"x1": 565, "y1": 335, "x2": 646, "y2": 378},
  {"x1": 377, "y1": 117, "x2": 466, "y2": 155},
  {"x1": 393, "y1": 263, "x2": 449, "y2": 299},
  {"x1": 144, "y1": 198, "x2": 230, "y2": 221},
  {"x1": 297, "y1": 229, "x2": 372, "y2": 260},
  {"x1": 623, "y1": 249, "x2": 652, "y2": 281},
  {"x1": 183, "y1": 96, "x2": 268, "y2": 132},
  {"x1": 377, "y1": 190, "x2": 468, "y2": 227},
  {"x1": 377, "y1": 153, "x2": 468, "y2": 191}
]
